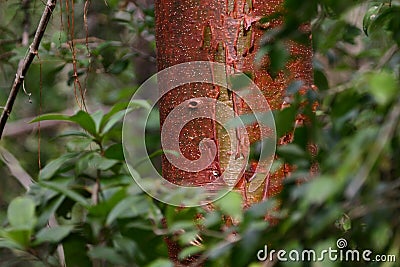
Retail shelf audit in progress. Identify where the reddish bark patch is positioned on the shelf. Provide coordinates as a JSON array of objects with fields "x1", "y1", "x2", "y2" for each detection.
[{"x1": 155, "y1": 0, "x2": 313, "y2": 202}]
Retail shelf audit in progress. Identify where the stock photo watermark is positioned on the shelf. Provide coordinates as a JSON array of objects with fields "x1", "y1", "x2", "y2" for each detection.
[
  {"x1": 257, "y1": 238, "x2": 397, "y2": 263},
  {"x1": 122, "y1": 61, "x2": 276, "y2": 207}
]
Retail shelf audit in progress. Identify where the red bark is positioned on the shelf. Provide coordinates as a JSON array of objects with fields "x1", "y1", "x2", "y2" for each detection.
[{"x1": 155, "y1": 0, "x2": 313, "y2": 204}]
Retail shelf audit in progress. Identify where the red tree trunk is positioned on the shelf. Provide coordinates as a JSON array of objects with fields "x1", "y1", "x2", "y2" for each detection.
[{"x1": 156, "y1": 0, "x2": 313, "y2": 204}]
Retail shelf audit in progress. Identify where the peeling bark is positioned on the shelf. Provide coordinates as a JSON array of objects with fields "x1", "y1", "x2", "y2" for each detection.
[
  {"x1": 155, "y1": 0, "x2": 313, "y2": 264},
  {"x1": 156, "y1": 0, "x2": 313, "y2": 203}
]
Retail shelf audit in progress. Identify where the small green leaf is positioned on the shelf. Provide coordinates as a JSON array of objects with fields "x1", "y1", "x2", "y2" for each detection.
[
  {"x1": 277, "y1": 144, "x2": 307, "y2": 166},
  {"x1": 63, "y1": 234, "x2": 92, "y2": 267},
  {"x1": 39, "y1": 152, "x2": 80, "y2": 180},
  {"x1": 91, "y1": 110, "x2": 104, "y2": 134},
  {"x1": 40, "y1": 181, "x2": 90, "y2": 208},
  {"x1": 146, "y1": 259, "x2": 174, "y2": 267},
  {"x1": 70, "y1": 111, "x2": 98, "y2": 136},
  {"x1": 88, "y1": 246, "x2": 126, "y2": 265},
  {"x1": 179, "y1": 245, "x2": 204, "y2": 260},
  {"x1": 367, "y1": 71, "x2": 397, "y2": 106},
  {"x1": 30, "y1": 113, "x2": 71, "y2": 123},
  {"x1": 363, "y1": 4, "x2": 381, "y2": 36},
  {"x1": 34, "y1": 225, "x2": 74, "y2": 245},
  {"x1": 215, "y1": 191, "x2": 243, "y2": 222},
  {"x1": 104, "y1": 143, "x2": 124, "y2": 160},
  {"x1": 335, "y1": 214, "x2": 352, "y2": 232},
  {"x1": 179, "y1": 231, "x2": 200, "y2": 246},
  {"x1": 90, "y1": 154, "x2": 119, "y2": 170},
  {"x1": 31, "y1": 111, "x2": 98, "y2": 137},
  {"x1": 57, "y1": 130, "x2": 92, "y2": 139},
  {"x1": 372, "y1": 223, "x2": 392, "y2": 250},
  {"x1": 302, "y1": 176, "x2": 339, "y2": 205},
  {"x1": 101, "y1": 102, "x2": 129, "y2": 123},
  {"x1": 2, "y1": 229, "x2": 31, "y2": 248},
  {"x1": 108, "y1": 59, "x2": 129, "y2": 74},
  {"x1": 7, "y1": 197, "x2": 36, "y2": 230},
  {"x1": 101, "y1": 109, "x2": 125, "y2": 135},
  {"x1": 265, "y1": 41, "x2": 289, "y2": 77},
  {"x1": 37, "y1": 195, "x2": 65, "y2": 227},
  {"x1": 229, "y1": 72, "x2": 252, "y2": 91},
  {"x1": 363, "y1": 4, "x2": 395, "y2": 36},
  {"x1": 273, "y1": 105, "x2": 297, "y2": 137},
  {"x1": 0, "y1": 238, "x2": 23, "y2": 250},
  {"x1": 106, "y1": 195, "x2": 152, "y2": 225},
  {"x1": 128, "y1": 99, "x2": 152, "y2": 110}
]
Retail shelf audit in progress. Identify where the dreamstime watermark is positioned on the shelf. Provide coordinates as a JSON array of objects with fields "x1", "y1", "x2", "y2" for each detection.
[
  {"x1": 122, "y1": 61, "x2": 276, "y2": 207},
  {"x1": 257, "y1": 238, "x2": 397, "y2": 263}
]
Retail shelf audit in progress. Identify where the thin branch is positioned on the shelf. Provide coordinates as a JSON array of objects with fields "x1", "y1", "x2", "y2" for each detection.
[
  {"x1": 21, "y1": 0, "x2": 31, "y2": 46},
  {"x1": 2, "y1": 105, "x2": 110, "y2": 137},
  {"x1": 0, "y1": 0, "x2": 57, "y2": 139},
  {"x1": 376, "y1": 44, "x2": 399, "y2": 69},
  {"x1": 0, "y1": 146, "x2": 34, "y2": 190},
  {"x1": 345, "y1": 96, "x2": 400, "y2": 198},
  {"x1": 0, "y1": 146, "x2": 66, "y2": 266}
]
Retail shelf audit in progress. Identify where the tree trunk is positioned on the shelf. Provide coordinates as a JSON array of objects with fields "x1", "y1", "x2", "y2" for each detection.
[{"x1": 155, "y1": 0, "x2": 313, "y2": 204}]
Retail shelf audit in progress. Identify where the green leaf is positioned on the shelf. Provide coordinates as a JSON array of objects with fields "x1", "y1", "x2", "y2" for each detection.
[
  {"x1": 52, "y1": 31, "x2": 68, "y2": 48},
  {"x1": 277, "y1": 144, "x2": 308, "y2": 167},
  {"x1": 335, "y1": 214, "x2": 351, "y2": 232},
  {"x1": 104, "y1": 143, "x2": 124, "y2": 160},
  {"x1": 37, "y1": 195, "x2": 65, "y2": 227},
  {"x1": 273, "y1": 105, "x2": 297, "y2": 137},
  {"x1": 63, "y1": 234, "x2": 92, "y2": 267},
  {"x1": 34, "y1": 225, "x2": 74, "y2": 245},
  {"x1": 146, "y1": 259, "x2": 174, "y2": 267},
  {"x1": 265, "y1": 41, "x2": 289, "y2": 77},
  {"x1": 39, "y1": 152, "x2": 80, "y2": 180},
  {"x1": 7, "y1": 197, "x2": 36, "y2": 230},
  {"x1": 31, "y1": 110, "x2": 98, "y2": 137},
  {"x1": 2, "y1": 229, "x2": 31, "y2": 248},
  {"x1": 366, "y1": 71, "x2": 397, "y2": 106},
  {"x1": 215, "y1": 191, "x2": 243, "y2": 222},
  {"x1": 302, "y1": 176, "x2": 340, "y2": 205},
  {"x1": 372, "y1": 223, "x2": 392, "y2": 250},
  {"x1": 31, "y1": 113, "x2": 71, "y2": 123},
  {"x1": 128, "y1": 99, "x2": 152, "y2": 110},
  {"x1": 100, "y1": 174, "x2": 133, "y2": 188},
  {"x1": 108, "y1": 59, "x2": 129, "y2": 74},
  {"x1": 88, "y1": 246, "x2": 126, "y2": 265},
  {"x1": 178, "y1": 231, "x2": 200, "y2": 246},
  {"x1": 91, "y1": 110, "x2": 104, "y2": 134},
  {"x1": 40, "y1": 181, "x2": 90, "y2": 208},
  {"x1": 101, "y1": 102, "x2": 129, "y2": 124},
  {"x1": 0, "y1": 238, "x2": 23, "y2": 250},
  {"x1": 179, "y1": 246, "x2": 204, "y2": 261},
  {"x1": 101, "y1": 109, "x2": 125, "y2": 135},
  {"x1": 106, "y1": 195, "x2": 151, "y2": 225},
  {"x1": 314, "y1": 69, "x2": 329, "y2": 91},
  {"x1": 57, "y1": 130, "x2": 92, "y2": 139},
  {"x1": 90, "y1": 154, "x2": 119, "y2": 170},
  {"x1": 363, "y1": 3, "x2": 392, "y2": 36},
  {"x1": 70, "y1": 111, "x2": 98, "y2": 136}
]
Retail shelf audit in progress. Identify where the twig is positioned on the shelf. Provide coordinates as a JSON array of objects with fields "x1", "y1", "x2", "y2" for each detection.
[
  {"x1": 0, "y1": 146, "x2": 66, "y2": 266},
  {"x1": 345, "y1": 96, "x2": 400, "y2": 198},
  {"x1": 376, "y1": 44, "x2": 399, "y2": 69},
  {"x1": 21, "y1": 0, "x2": 31, "y2": 46},
  {"x1": 0, "y1": 146, "x2": 34, "y2": 190},
  {"x1": 0, "y1": 0, "x2": 57, "y2": 139}
]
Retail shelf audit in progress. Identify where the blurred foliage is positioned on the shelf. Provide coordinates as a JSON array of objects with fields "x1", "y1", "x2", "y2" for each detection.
[{"x1": 0, "y1": 0, "x2": 399, "y2": 266}]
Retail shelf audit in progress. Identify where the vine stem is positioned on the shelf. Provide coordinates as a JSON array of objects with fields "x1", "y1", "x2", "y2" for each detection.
[{"x1": 0, "y1": 0, "x2": 57, "y2": 139}]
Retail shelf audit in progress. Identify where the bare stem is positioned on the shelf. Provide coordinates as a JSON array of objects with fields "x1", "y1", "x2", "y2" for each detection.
[{"x1": 0, "y1": 0, "x2": 57, "y2": 139}]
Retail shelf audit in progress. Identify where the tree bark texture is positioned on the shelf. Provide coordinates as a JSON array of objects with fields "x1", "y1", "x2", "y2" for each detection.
[{"x1": 155, "y1": 0, "x2": 313, "y2": 204}]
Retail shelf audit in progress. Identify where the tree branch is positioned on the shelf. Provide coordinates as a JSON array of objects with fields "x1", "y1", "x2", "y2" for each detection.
[{"x1": 0, "y1": 0, "x2": 57, "y2": 139}]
